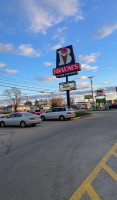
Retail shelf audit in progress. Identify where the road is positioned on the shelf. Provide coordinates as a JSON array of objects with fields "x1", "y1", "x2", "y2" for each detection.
[{"x1": 0, "y1": 110, "x2": 117, "y2": 200}]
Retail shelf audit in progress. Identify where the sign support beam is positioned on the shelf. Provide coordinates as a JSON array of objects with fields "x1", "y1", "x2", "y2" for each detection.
[{"x1": 66, "y1": 76, "x2": 70, "y2": 107}]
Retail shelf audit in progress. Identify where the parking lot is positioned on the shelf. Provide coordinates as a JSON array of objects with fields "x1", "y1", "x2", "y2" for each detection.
[{"x1": 0, "y1": 110, "x2": 117, "y2": 200}]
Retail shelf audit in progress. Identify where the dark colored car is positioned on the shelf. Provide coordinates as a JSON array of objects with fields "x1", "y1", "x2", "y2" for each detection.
[{"x1": 109, "y1": 104, "x2": 117, "y2": 109}]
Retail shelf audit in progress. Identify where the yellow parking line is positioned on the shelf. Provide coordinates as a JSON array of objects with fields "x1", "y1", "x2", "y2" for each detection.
[
  {"x1": 112, "y1": 151, "x2": 117, "y2": 157},
  {"x1": 70, "y1": 143, "x2": 117, "y2": 200},
  {"x1": 72, "y1": 114, "x2": 95, "y2": 120},
  {"x1": 86, "y1": 184, "x2": 101, "y2": 200},
  {"x1": 102, "y1": 164, "x2": 117, "y2": 182},
  {"x1": 72, "y1": 117, "x2": 81, "y2": 119}
]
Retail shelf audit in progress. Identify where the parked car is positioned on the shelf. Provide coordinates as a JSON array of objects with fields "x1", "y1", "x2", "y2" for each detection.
[
  {"x1": 30, "y1": 109, "x2": 44, "y2": 115},
  {"x1": 109, "y1": 104, "x2": 117, "y2": 109},
  {"x1": 0, "y1": 112, "x2": 41, "y2": 128},
  {"x1": 40, "y1": 107, "x2": 75, "y2": 121},
  {"x1": 0, "y1": 114, "x2": 5, "y2": 118}
]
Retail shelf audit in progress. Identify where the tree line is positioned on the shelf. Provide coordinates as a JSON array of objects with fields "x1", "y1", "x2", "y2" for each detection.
[{"x1": 3, "y1": 87, "x2": 75, "y2": 110}]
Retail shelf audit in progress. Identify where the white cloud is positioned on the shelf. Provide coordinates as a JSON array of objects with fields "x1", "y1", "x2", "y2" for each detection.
[
  {"x1": 24, "y1": 0, "x2": 53, "y2": 34},
  {"x1": 51, "y1": 44, "x2": 62, "y2": 50},
  {"x1": 50, "y1": 37, "x2": 65, "y2": 50},
  {"x1": 23, "y1": 0, "x2": 83, "y2": 34},
  {"x1": 93, "y1": 23, "x2": 117, "y2": 39},
  {"x1": 79, "y1": 82, "x2": 89, "y2": 86},
  {"x1": 44, "y1": 62, "x2": 52, "y2": 66},
  {"x1": 99, "y1": 82, "x2": 110, "y2": 85},
  {"x1": 5, "y1": 69, "x2": 19, "y2": 74},
  {"x1": 0, "y1": 43, "x2": 14, "y2": 53},
  {"x1": 0, "y1": 63, "x2": 6, "y2": 68},
  {"x1": 104, "y1": 82, "x2": 110, "y2": 85},
  {"x1": 17, "y1": 44, "x2": 40, "y2": 57},
  {"x1": 53, "y1": 27, "x2": 67, "y2": 40},
  {"x1": 75, "y1": 76, "x2": 88, "y2": 80},
  {"x1": 78, "y1": 53, "x2": 100, "y2": 63},
  {"x1": 81, "y1": 64, "x2": 99, "y2": 71},
  {"x1": 36, "y1": 76, "x2": 57, "y2": 81},
  {"x1": 57, "y1": 26, "x2": 67, "y2": 33},
  {"x1": 75, "y1": 14, "x2": 84, "y2": 22},
  {"x1": 0, "y1": 43, "x2": 40, "y2": 57}
]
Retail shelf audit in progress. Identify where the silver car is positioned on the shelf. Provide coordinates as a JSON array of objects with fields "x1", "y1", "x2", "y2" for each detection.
[
  {"x1": 0, "y1": 112, "x2": 41, "y2": 128},
  {"x1": 0, "y1": 114, "x2": 5, "y2": 118},
  {"x1": 40, "y1": 107, "x2": 75, "y2": 121}
]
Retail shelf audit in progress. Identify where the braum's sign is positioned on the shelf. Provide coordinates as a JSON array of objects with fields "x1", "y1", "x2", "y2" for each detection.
[
  {"x1": 53, "y1": 63, "x2": 81, "y2": 78},
  {"x1": 53, "y1": 45, "x2": 81, "y2": 78}
]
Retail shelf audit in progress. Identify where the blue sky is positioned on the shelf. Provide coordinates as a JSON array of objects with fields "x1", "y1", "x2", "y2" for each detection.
[{"x1": 0, "y1": 0, "x2": 117, "y2": 105}]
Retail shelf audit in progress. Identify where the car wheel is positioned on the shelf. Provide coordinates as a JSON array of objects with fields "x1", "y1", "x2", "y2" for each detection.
[
  {"x1": 20, "y1": 121, "x2": 26, "y2": 128},
  {"x1": 41, "y1": 116, "x2": 45, "y2": 121},
  {"x1": 1, "y1": 121, "x2": 5, "y2": 128},
  {"x1": 59, "y1": 115, "x2": 65, "y2": 121}
]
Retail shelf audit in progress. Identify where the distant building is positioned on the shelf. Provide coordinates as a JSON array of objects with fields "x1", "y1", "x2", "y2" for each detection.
[
  {"x1": 76, "y1": 102, "x2": 92, "y2": 109},
  {"x1": 0, "y1": 105, "x2": 30, "y2": 113},
  {"x1": 106, "y1": 100, "x2": 114, "y2": 104}
]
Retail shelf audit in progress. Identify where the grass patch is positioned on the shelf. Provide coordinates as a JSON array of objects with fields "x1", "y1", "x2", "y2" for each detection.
[{"x1": 75, "y1": 111, "x2": 92, "y2": 117}]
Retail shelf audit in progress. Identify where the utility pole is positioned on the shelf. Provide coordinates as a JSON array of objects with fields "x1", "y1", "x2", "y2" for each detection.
[
  {"x1": 88, "y1": 76, "x2": 95, "y2": 103},
  {"x1": 25, "y1": 93, "x2": 28, "y2": 102}
]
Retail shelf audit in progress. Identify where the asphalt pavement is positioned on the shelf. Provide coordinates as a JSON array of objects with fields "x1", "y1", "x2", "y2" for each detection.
[{"x1": 0, "y1": 110, "x2": 117, "y2": 200}]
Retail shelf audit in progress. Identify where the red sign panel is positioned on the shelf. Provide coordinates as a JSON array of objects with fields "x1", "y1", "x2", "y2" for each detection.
[{"x1": 53, "y1": 45, "x2": 81, "y2": 78}]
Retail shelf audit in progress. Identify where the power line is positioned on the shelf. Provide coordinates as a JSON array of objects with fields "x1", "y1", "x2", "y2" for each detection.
[
  {"x1": 0, "y1": 82, "x2": 59, "y2": 95},
  {"x1": 0, "y1": 72, "x2": 45, "y2": 88},
  {"x1": 0, "y1": 77, "x2": 57, "y2": 93},
  {"x1": 0, "y1": 71, "x2": 58, "y2": 90},
  {"x1": 0, "y1": 78, "x2": 41, "y2": 91}
]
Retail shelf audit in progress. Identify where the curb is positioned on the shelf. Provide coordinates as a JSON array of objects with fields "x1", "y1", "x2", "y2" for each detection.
[{"x1": 72, "y1": 113, "x2": 95, "y2": 120}]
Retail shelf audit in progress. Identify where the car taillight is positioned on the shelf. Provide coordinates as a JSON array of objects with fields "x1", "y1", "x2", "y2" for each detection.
[
  {"x1": 67, "y1": 112, "x2": 71, "y2": 114},
  {"x1": 29, "y1": 117, "x2": 35, "y2": 120}
]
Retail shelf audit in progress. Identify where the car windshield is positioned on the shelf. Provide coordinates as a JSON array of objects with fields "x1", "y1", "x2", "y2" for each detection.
[
  {"x1": 46, "y1": 109, "x2": 53, "y2": 113},
  {"x1": 8, "y1": 114, "x2": 16, "y2": 118}
]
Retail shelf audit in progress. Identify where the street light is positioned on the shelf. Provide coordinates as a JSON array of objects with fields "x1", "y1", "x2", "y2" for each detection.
[{"x1": 88, "y1": 76, "x2": 95, "y2": 103}]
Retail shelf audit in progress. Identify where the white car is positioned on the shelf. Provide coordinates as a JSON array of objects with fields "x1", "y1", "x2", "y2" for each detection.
[
  {"x1": 40, "y1": 107, "x2": 75, "y2": 121},
  {"x1": 0, "y1": 112, "x2": 41, "y2": 128},
  {"x1": 0, "y1": 114, "x2": 5, "y2": 118}
]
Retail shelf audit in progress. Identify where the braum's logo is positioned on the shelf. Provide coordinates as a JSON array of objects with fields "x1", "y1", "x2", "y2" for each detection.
[
  {"x1": 58, "y1": 47, "x2": 72, "y2": 66},
  {"x1": 56, "y1": 45, "x2": 76, "y2": 68}
]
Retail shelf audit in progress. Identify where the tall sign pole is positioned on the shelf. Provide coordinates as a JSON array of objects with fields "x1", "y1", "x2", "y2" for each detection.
[
  {"x1": 66, "y1": 76, "x2": 70, "y2": 107},
  {"x1": 88, "y1": 76, "x2": 94, "y2": 103},
  {"x1": 53, "y1": 45, "x2": 81, "y2": 107}
]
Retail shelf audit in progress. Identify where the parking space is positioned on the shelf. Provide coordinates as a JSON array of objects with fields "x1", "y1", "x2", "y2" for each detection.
[
  {"x1": 70, "y1": 143, "x2": 117, "y2": 200},
  {"x1": 1, "y1": 111, "x2": 117, "y2": 200}
]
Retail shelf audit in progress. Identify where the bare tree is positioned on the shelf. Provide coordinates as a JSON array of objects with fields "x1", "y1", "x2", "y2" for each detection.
[
  {"x1": 24, "y1": 101, "x2": 32, "y2": 107},
  {"x1": 50, "y1": 97, "x2": 64, "y2": 107},
  {"x1": 34, "y1": 99, "x2": 39, "y2": 106},
  {"x1": 4, "y1": 87, "x2": 22, "y2": 110}
]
